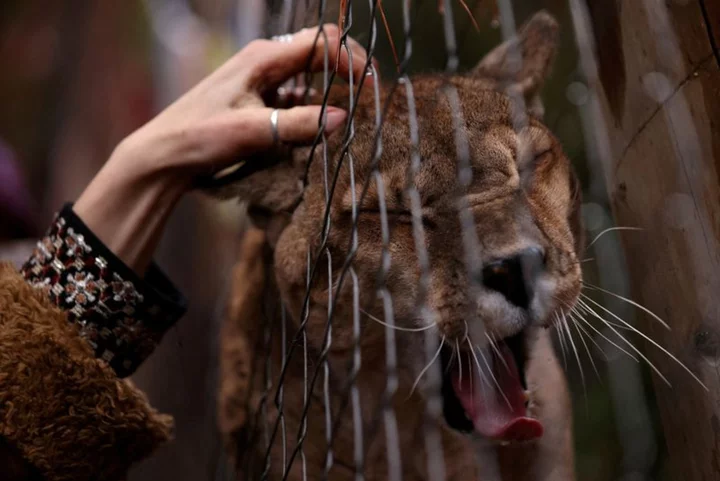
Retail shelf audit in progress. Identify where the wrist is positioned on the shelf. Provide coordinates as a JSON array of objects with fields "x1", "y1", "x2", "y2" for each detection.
[
  {"x1": 110, "y1": 132, "x2": 193, "y2": 191},
  {"x1": 74, "y1": 145, "x2": 189, "y2": 274}
]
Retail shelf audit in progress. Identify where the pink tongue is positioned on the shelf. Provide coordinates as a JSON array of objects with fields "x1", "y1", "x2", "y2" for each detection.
[{"x1": 451, "y1": 343, "x2": 543, "y2": 442}]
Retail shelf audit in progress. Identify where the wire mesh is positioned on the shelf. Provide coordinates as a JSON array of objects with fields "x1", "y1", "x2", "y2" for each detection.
[
  {"x1": 222, "y1": 0, "x2": 710, "y2": 479},
  {"x1": 3, "y1": 0, "x2": 717, "y2": 480},
  {"x1": 255, "y1": 1, "x2": 381, "y2": 480},
  {"x1": 251, "y1": 0, "x2": 524, "y2": 478},
  {"x1": 248, "y1": 2, "x2": 452, "y2": 478}
]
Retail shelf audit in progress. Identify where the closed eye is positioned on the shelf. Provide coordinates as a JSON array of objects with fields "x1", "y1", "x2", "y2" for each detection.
[
  {"x1": 356, "y1": 209, "x2": 437, "y2": 229},
  {"x1": 518, "y1": 149, "x2": 554, "y2": 183},
  {"x1": 534, "y1": 148, "x2": 553, "y2": 163},
  {"x1": 517, "y1": 125, "x2": 555, "y2": 171}
]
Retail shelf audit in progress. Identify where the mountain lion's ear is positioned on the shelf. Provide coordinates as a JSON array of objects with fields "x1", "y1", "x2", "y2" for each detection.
[{"x1": 472, "y1": 11, "x2": 559, "y2": 118}]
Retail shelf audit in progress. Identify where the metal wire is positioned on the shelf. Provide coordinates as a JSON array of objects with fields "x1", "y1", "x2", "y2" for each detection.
[
  {"x1": 257, "y1": 0, "x2": 481, "y2": 478},
  {"x1": 401, "y1": 1, "x2": 445, "y2": 480},
  {"x1": 252, "y1": 0, "x2": 382, "y2": 479},
  {"x1": 399, "y1": 62, "x2": 447, "y2": 481},
  {"x1": 136, "y1": 0, "x2": 719, "y2": 478},
  {"x1": 236, "y1": 0, "x2": 660, "y2": 479}
]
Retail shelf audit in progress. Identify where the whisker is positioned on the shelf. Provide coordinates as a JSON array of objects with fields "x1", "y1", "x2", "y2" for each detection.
[
  {"x1": 568, "y1": 313, "x2": 603, "y2": 382},
  {"x1": 463, "y1": 322, "x2": 473, "y2": 401},
  {"x1": 468, "y1": 337, "x2": 512, "y2": 409},
  {"x1": 562, "y1": 311, "x2": 587, "y2": 403},
  {"x1": 468, "y1": 346, "x2": 490, "y2": 401},
  {"x1": 601, "y1": 319, "x2": 634, "y2": 331},
  {"x1": 471, "y1": 346, "x2": 490, "y2": 400},
  {"x1": 467, "y1": 345, "x2": 474, "y2": 404},
  {"x1": 581, "y1": 282, "x2": 670, "y2": 330},
  {"x1": 554, "y1": 312, "x2": 569, "y2": 370},
  {"x1": 587, "y1": 226, "x2": 643, "y2": 249},
  {"x1": 484, "y1": 333, "x2": 510, "y2": 373},
  {"x1": 580, "y1": 294, "x2": 708, "y2": 391},
  {"x1": 573, "y1": 310, "x2": 639, "y2": 362},
  {"x1": 456, "y1": 339, "x2": 463, "y2": 387},
  {"x1": 408, "y1": 336, "x2": 445, "y2": 399},
  {"x1": 445, "y1": 348, "x2": 457, "y2": 376},
  {"x1": 577, "y1": 298, "x2": 672, "y2": 386},
  {"x1": 361, "y1": 309, "x2": 436, "y2": 332},
  {"x1": 467, "y1": 340, "x2": 490, "y2": 397},
  {"x1": 571, "y1": 305, "x2": 639, "y2": 362},
  {"x1": 570, "y1": 312, "x2": 610, "y2": 362},
  {"x1": 563, "y1": 311, "x2": 591, "y2": 415}
]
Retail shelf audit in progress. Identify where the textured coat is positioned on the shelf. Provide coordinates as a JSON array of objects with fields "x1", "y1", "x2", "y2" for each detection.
[{"x1": 0, "y1": 263, "x2": 172, "y2": 481}]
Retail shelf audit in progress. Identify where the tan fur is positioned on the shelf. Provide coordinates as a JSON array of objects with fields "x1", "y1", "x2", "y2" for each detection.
[
  {"x1": 218, "y1": 12, "x2": 579, "y2": 480},
  {"x1": 0, "y1": 263, "x2": 173, "y2": 481}
]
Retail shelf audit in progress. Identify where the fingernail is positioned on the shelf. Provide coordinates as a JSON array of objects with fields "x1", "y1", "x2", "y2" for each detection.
[{"x1": 325, "y1": 107, "x2": 347, "y2": 132}]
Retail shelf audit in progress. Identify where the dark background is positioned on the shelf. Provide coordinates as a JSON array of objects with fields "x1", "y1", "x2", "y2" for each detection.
[{"x1": 0, "y1": 1, "x2": 667, "y2": 480}]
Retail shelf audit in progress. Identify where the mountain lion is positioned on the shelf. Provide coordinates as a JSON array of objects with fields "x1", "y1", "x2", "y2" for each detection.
[{"x1": 216, "y1": 11, "x2": 580, "y2": 481}]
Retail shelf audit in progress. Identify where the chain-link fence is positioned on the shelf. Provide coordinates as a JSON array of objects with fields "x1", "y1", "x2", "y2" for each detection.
[
  {"x1": 1, "y1": 0, "x2": 715, "y2": 480},
  {"x1": 214, "y1": 0, "x2": 696, "y2": 479}
]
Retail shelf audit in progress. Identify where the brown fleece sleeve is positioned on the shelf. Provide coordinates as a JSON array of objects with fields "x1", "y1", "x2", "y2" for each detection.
[{"x1": 0, "y1": 262, "x2": 173, "y2": 481}]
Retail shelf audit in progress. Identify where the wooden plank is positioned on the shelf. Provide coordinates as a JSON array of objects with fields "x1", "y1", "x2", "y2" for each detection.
[{"x1": 593, "y1": 0, "x2": 720, "y2": 478}]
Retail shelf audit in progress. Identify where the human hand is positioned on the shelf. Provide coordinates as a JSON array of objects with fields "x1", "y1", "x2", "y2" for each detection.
[
  {"x1": 74, "y1": 25, "x2": 371, "y2": 273},
  {"x1": 118, "y1": 25, "x2": 371, "y2": 183}
]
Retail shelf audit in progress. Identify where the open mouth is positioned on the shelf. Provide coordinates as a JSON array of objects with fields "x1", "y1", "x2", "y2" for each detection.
[{"x1": 439, "y1": 330, "x2": 544, "y2": 443}]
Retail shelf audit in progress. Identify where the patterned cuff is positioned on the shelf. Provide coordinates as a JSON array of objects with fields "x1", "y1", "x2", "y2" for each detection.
[{"x1": 21, "y1": 203, "x2": 187, "y2": 377}]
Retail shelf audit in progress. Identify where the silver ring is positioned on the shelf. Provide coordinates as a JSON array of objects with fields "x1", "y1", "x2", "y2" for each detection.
[
  {"x1": 270, "y1": 109, "x2": 280, "y2": 146},
  {"x1": 271, "y1": 33, "x2": 293, "y2": 43}
]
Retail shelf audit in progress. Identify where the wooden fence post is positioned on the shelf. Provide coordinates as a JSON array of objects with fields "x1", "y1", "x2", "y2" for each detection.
[{"x1": 589, "y1": 0, "x2": 720, "y2": 479}]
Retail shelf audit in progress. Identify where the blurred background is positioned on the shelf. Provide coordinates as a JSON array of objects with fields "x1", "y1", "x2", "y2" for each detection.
[{"x1": 0, "y1": 0, "x2": 689, "y2": 480}]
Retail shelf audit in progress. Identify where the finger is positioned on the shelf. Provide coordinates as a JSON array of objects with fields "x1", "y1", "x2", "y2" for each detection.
[
  {"x1": 204, "y1": 106, "x2": 348, "y2": 160},
  {"x1": 277, "y1": 25, "x2": 369, "y2": 82},
  {"x1": 312, "y1": 28, "x2": 380, "y2": 82},
  {"x1": 237, "y1": 25, "x2": 372, "y2": 93},
  {"x1": 261, "y1": 105, "x2": 348, "y2": 145},
  {"x1": 303, "y1": 27, "x2": 377, "y2": 85},
  {"x1": 329, "y1": 31, "x2": 371, "y2": 80}
]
